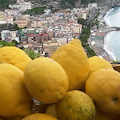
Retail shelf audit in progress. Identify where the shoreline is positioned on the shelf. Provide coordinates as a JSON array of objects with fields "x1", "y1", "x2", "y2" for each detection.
[
  {"x1": 89, "y1": 6, "x2": 120, "y2": 62},
  {"x1": 102, "y1": 6, "x2": 120, "y2": 61},
  {"x1": 103, "y1": 31, "x2": 117, "y2": 60},
  {"x1": 89, "y1": 24, "x2": 117, "y2": 62}
]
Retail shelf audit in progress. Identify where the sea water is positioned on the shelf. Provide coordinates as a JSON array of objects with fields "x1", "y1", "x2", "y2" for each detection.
[{"x1": 104, "y1": 7, "x2": 120, "y2": 60}]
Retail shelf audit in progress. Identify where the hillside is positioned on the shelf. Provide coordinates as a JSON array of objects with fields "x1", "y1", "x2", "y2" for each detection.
[
  {"x1": 26, "y1": 0, "x2": 120, "y2": 8},
  {"x1": 1, "y1": 0, "x2": 120, "y2": 10},
  {"x1": 0, "y1": 0, "x2": 16, "y2": 10}
]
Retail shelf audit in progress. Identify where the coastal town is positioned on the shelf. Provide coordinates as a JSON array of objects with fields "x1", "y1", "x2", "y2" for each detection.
[{"x1": 0, "y1": 0, "x2": 116, "y2": 60}]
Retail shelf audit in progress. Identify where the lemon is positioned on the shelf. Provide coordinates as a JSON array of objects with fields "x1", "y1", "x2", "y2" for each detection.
[
  {"x1": 45, "y1": 104, "x2": 58, "y2": 118},
  {"x1": 22, "y1": 113, "x2": 58, "y2": 120},
  {"x1": 51, "y1": 38, "x2": 89, "y2": 91},
  {"x1": 0, "y1": 63, "x2": 32, "y2": 117},
  {"x1": 88, "y1": 56, "x2": 113, "y2": 75},
  {"x1": 85, "y1": 69, "x2": 120, "y2": 114},
  {"x1": 56, "y1": 90, "x2": 96, "y2": 120},
  {"x1": 24, "y1": 57, "x2": 68, "y2": 104},
  {"x1": 0, "y1": 46, "x2": 32, "y2": 71}
]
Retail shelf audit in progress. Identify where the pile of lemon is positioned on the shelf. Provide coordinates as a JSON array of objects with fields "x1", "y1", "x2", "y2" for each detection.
[{"x1": 0, "y1": 38, "x2": 120, "y2": 120}]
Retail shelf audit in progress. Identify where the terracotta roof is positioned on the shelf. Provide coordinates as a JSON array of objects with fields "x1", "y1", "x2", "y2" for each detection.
[
  {"x1": 27, "y1": 33, "x2": 36, "y2": 37},
  {"x1": 27, "y1": 33, "x2": 49, "y2": 37},
  {"x1": 42, "y1": 33, "x2": 48, "y2": 37}
]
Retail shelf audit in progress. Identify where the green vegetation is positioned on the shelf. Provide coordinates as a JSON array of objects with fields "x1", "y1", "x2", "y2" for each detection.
[
  {"x1": 79, "y1": 27, "x2": 96, "y2": 57},
  {"x1": 78, "y1": 11, "x2": 101, "y2": 57},
  {"x1": 0, "y1": 0, "x2": 9, "y2": 9},
  {"x1": 11, "y1": 39, "x2": 18, "y2": 46},
  {"x1": 52, "y1": 8, "x2": 61, "y2": 13},
  {"x1": 0, "y1": 0, "x2": 16, "y2": 10},
  {"x1": 23, "y1": 48, "x2": 40, "y2": 59},
  {"x1": 111, "y1": 59, "x2": 120, "y2": 63},
  {"x1": 0, "y1": 24, "x2": 19, "y2": 33},
  {"x1": 23, "y1": 6, "x2": 46, "y2": 15},
  {"x1": 78, "y1": 17, "x2": 97, "y2": 57},
  {"x1": 78, "y1": 18, "x2": 86, "y2": 26},
  {"x1": 0, "y1": 40, "x2": 40, "y2": 59},
  {"x1": 60, "y1": 0, "x2": 77, "y2": 8},
  {"x1": 88, "y1": 12, "x2": 100, "y2": 29},
  {"x1": 0, "y1": 40, "x2": 16, "y2": 47},
  {"x1": 81, "y1": 0, "x2": 95, "y2": 4}
]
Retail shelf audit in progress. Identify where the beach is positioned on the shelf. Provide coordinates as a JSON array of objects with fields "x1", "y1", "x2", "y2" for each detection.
[
  {"x1": 88, "y1": 6, "x2": 120, "y2": 62},
  {"x1": 88, "y1": 21, "x2": 117, "y2": 62}
]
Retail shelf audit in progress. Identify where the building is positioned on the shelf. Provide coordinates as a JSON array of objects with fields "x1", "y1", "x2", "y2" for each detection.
[
  {"x1": 9, "y1": 0, "x2": 32, "y2": 12},
  {"x1": 1, "y1": 30, "x2": 19, "y2": 43},
  {"x1": 5, "y1": 9, "x2": 20, "y2": 16},
  {"x1": 88, "y1": 3, "x2": 97, "y2": 9},
  {"x1": 17, "y1": 0, "x2": 24, "y2": 3},
  {"x1": 73, "y1": 24, "x2": 82, "y2": 34},
  {"x1": 77, "y1": 9, "x2": 87, "y2": 20},
  {"x1": 14, "y1": 18, "x2": 28, "y2": 28},
  {"x1": 0, "y1": 13, "x2": 6, "y2": 24},
  {"x1": 26, "y1": 33, "x2": 49, "y2": 44},
  {"x1": 6, "y1": 16, "x2": 14, "y2": 24}
]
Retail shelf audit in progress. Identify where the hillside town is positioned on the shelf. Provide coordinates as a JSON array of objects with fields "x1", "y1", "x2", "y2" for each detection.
[{"x1": 0, "y1": 0, "x2": 98, "y2": 57}]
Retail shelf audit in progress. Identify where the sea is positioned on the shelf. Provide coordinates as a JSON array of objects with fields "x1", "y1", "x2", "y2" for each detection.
[{"x1": 104, "y1": 7, "x2": 120, "y2": 60}]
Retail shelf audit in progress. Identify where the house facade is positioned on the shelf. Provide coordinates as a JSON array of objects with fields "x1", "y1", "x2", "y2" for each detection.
[{"x1": 1, "y1": 30, "x2": 19, "y2": 43}]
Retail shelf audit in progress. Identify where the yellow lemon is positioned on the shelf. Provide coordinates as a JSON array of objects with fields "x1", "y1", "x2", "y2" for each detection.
[
  {"x1": 45, "y1": 104, "x2": 58, "y2": 118},
  {"x1": 88, "y1": 56, "x2": 113, "y2": 75},
  {"x1": 0, "y1": 64, "x2": 32, "y2": 117},
  {"x1": 0, "y1": 46, "x2": 32, "y2": 71},
  {"x1": 85, "y1": 69, "x2": 120, "y2": 114},
  {"x1": 56, "y1": 90, "x2": 96, "y2": 120},
  {"x1": 22, "y1": 113, "x2": 58, "y2": 120},
  {"x1": 51, "y1": 38, "x2": 89, "y2": 91},
  {"x1": 24, "y1": 57, "x2": 68, "y2": 104}
]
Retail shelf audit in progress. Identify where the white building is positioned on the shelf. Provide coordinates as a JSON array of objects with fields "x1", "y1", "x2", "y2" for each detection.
[
  {"x1": 73, "y1": 24, "x2": 82, "y2": 34},
  {"x1": 1, "y1": 30, "x2": 19, "y2": 43},
  {"x1": 9, "y1": 1, "x2": 32, "y2": 12},
  {"x1": 5, "y1": 9, "x2": 20, "y2": 16},
  {"x1": 88, "y1": 3, "x2": 97, "y2": 9},
  {"x1": 72, "y1": 8, "x2": 82, "y2": 14},
  {"x1": 17, "y1": 0, "x2": 24, "y2": 3},
  {"x1": 6, "y1": 16, "x2": 14, "y2": 24},
  {"x1": 0, "y1": 20, "x2": 6, "y2": 24},
  {"x1": 72, "y1": 8, "x2": 87, "y2": 20}
]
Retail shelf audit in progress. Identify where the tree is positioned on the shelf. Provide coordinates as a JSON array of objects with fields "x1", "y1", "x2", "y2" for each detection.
[
  {"x1": 23, "y1": 6, "x2": 46, "y2": 15},
  {"x1": 81, "y1": 0, "x2": 95, "y2": 4},
  {"x1": 4, "y1": 41, "x2": 15, "y2": 46},
  {"x1": 0, "y1": 40, "x2": 16, "y2": 47},
  {"x1": 11, "y1": 39, "x2": 18, "y2": 46},
  {"x1": 78, "y1": 18, "x2": 86, "y2": 25},
  {"x1": 23, "y1": 48, "x2": 40, "y2": 60},
  {"x1": 82, "y1": 28, "x2": 90, "y2": 35},
  {"x1": 13, "y1": 24, "x2": 19, "y2": 30},
  {"x1": 0, "y1": 24, "x2": 20, "y2": 33},
  {"x1": 80, "y1": 35, "x2": 88, "y2": 43}
]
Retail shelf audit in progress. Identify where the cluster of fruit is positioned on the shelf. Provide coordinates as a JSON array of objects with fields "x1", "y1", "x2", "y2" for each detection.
[{"x1": 0, "y1": 38, "x2": 120, "y2": 120}]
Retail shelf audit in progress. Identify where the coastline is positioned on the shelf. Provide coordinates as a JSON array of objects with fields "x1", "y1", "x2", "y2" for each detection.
[
  {"x1": 103, "y1": 31, "x2": 117, "y2": 60},
  {"x1": 103, "y1": 6, "x2": 120, "y2": 61},
  {"x1": 89, "y1": 6, "x2": 120, "y2": 62},
  {"x1": 89, "y1": 25, "x2": 116, "y2": 62}
]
